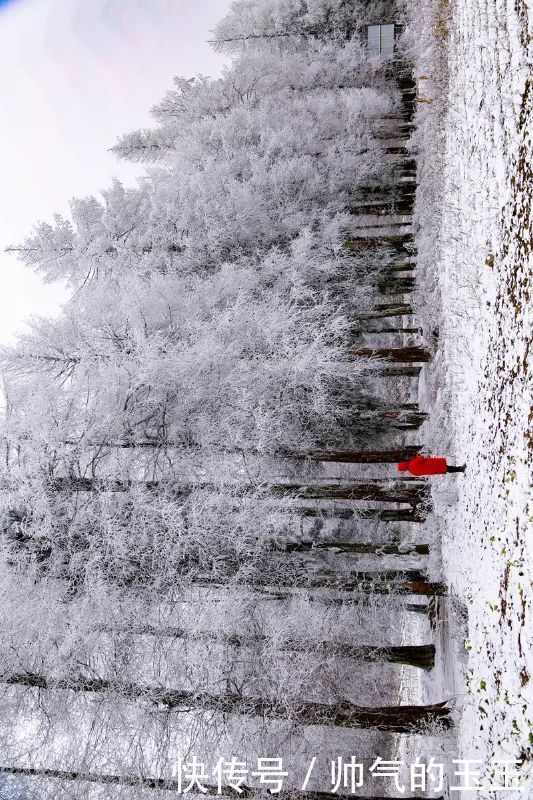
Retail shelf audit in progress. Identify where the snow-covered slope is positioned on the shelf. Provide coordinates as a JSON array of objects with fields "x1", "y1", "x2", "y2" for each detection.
[{"x1": 406, "y1": 0, "x2": 532, "y2": 793}]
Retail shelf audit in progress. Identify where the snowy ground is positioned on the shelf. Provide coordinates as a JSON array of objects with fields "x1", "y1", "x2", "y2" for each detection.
[{"x1": 405, "y1": 0, "x2": 531, "y2": 795}]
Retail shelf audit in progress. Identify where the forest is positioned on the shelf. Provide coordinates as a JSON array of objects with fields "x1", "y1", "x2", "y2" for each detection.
[{"x1": 3, "y1": 0, "x2": 528, "y2": 796}]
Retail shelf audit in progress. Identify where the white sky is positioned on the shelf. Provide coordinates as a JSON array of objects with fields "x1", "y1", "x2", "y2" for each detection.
[{"x1": 0, "y1": 0, "x2": 230, "y2": 343}]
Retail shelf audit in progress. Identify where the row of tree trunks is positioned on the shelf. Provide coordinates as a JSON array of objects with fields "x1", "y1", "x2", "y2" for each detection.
[
  {"x1": 1, "y1": 673, "x2": 452, "y2": 733},
  {"x1": 0, "y1": 765, "x2": 443, "y2": 800}
]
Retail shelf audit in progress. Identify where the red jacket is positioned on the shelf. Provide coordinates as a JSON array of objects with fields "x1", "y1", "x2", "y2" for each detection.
[{"x1": 397, "y1": 455, "x2": 447, "y2": 476}]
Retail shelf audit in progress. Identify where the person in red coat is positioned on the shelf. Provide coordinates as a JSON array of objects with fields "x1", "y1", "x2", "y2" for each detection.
[{"x1": 397, "y1": 455, "x2": 466, "y2": 476}]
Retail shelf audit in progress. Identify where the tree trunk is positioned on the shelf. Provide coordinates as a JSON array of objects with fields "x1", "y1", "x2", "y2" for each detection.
[
  {"x1": 382, "y1": 262, "x2": 417, "y2": 272},
  {"x1": 344, "y1": 234, "x2": 414, "y2": 253},
  {"x1": 381, "y1": 145, "x2": 411, "y2": 156},
  {"x1": 342, "y1": 410, "x2": 427, "y2": 430},
  {"x1": 351, "y1": 185, "x2": 416, "y2": 200},
  {"x1": 296, "y1": 507, "x2": 426, "y2": 523},
  {"x1": 281, "y1": 540, "x2": 429, "y2": 556},
  {"x1": 406, "y1": 603, "x2": 430, "y2": 614},
  {"x1": 374, "y1": 124, "x2": 415, "y2": 137},
  {"x1": 194, "y1": 574, "x2": 445, "y2": 597},
  {"x1": 0, "y1": 765, "x2": 442, "y2": 800},
  {"x1": 348, "y1": 221, "x2": 411, "y2": 231},
  {"x1": 62, "y1": 439, "x2": 163, "y2": 449},
  {"x1": 153, "y1": 589, "x2": 435, "y2": 610},
  {"x1": 396, "y1": 164, "x2": 417, "y2": 180},
  {"x1": 60, "y1": 444, "x2": 424, "y2": 462},
  {"x1": 361, "y1": 304, "x2": 413, "y2": 320},
  {"x1": 269, "y1": 482, "x2": 429, "y2": 504},
  {"x1": 372, "y1": 366, "x2": 422, "y2": 378},
  {"x1": 314, "y1": 580, "x2": 445, "y2": 596},
  {"x1": 44, "y1": 477, "x2": 159, "y2": 492},
  {"x1": 347, "y1": 347, "x2": 431, "y2": 363},
  {"x1": 40, "y1": 479, "x2": 429, "y2": 505},
  {"x1": 340, "y1": 408, "x2": 428, "y2": 429},
  {"x1": 0, "y1": 765, "x2": 189, "y2": 794},
  {"x1": 327, "y1": 643, "x2": 434, "y2": 669},
  {"x1": 381, "y1": 112, "x2": 414, "y2": 124},
  {"x1": 293, "y1": 571, "x2": 443, "y2": 594},
  {"x1": 347, "y1": 199, "x2": 414, "y2": 215},
  {"x1": 366, "y1": 327, "x2": 421, "y2": 334},
  {"x1": 93, "y1": 624, "x2": 435, "y2": 669},
  {"x1": 2, "y1": 673, "x2": 452, "y2": 733},
  {"x1": 391, "y1": 74, "x2": 417, "y2": 92},
  {"x1": 382, "y1": 112, "x2": 416, "y2": 123},
  {"x1": 358, "y1": 508, "x2": 426, "y2": 522},
  {"x1": 378, "y1": 277, "x2": 416, "y2": 295},
  {"x1": 281, "y1": 447, "x2": 423, "y2": 463}
]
